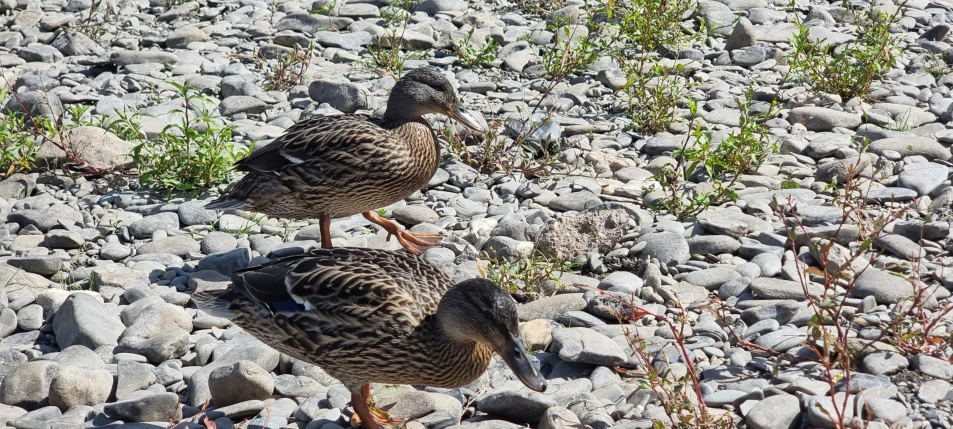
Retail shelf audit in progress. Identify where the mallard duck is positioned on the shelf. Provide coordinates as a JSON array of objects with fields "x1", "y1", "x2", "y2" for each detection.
[
  {"x1": 204, "y1": 67, "x2": 484, "y2": 255},
  {"x1": 192, "y1": 247, "x2": 546, "y2": 429}
]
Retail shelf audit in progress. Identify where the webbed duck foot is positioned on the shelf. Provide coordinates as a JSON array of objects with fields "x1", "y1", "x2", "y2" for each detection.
[
  {"x1": 350, "y1": 408, "x2": 401, "y2": 429},
  {"x1": 362, "y1": 211, "x2": 442, "y2": 256},
  {"x1": 350, "y1": 384, "x2": 403, "y2": 429}
]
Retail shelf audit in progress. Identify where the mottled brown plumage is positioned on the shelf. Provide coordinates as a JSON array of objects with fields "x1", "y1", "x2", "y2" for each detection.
[
  {"x1": 205, "y1": 68, "x2": 484, "y2": 254},
  {"x1": 210, "y1": 115, "x2": 438, "y2": 220},
  {"x1": 192, "y1": 247, "x2": 546, "y2": 429}
]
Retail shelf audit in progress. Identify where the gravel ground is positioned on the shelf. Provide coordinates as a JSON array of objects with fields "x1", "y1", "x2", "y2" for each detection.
[{"x1": 0, "y1": 0, "x2": 952, "y2": 428}]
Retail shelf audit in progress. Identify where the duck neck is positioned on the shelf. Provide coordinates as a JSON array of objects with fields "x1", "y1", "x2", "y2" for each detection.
[
  {"x1": 383, "y1": 112, "x2": 412, "y2": 124},
  {"x1": 429, "y1": 313, "x2": 493, "y2": 364},
  {"x1": 432, "y1": 323, "x2": 474, "y2": 349},
  {"x1": 382, "y1": 108, "x2": 431, "y2": 135},
  {"x1": 408, "y1": 316, "x2": 493, "y2": 387},
  {"x1": 382, "y1": 99, "x2": 428, "y2": 123},
  {"x1": 433, "y1": 295, "x2": 479, "y2": 346},
  {"x1": 383, "y1": 115, "x2": 440, "y2": 179}
]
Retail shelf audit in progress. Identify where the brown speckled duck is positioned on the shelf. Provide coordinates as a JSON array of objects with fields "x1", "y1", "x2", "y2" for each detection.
[
  {"x1": 192, "y1": 247, "x2": 546, "y2": 429},
  {"x1": 204, "y1": 68, "x2": 484, "y2": 255}
]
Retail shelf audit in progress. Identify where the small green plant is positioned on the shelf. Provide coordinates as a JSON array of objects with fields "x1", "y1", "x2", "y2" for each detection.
[
  {"x1": 451, "y1": 29, "x2": 499, "y2": 69},
  {"x1": 442, "y1": 120, "x2": 563, "y2": 178},
  {"x1": 922, "y1": 53, "x2": 952, "y2": 78},
  {"x1": 886, "y1": 108, "x2": 913, "y2": 131},
  {"x1": 759, "y1": 169, "x2": 920, "y2": 429},
  {"x1": 65, "y1": 0, "x2": 114, "y2": 44},
  {"x1": 64, "y1": 104, "x2": 98, "y2": 128},
  {"x1": 600, "y1": 0, "x2": 700, "y2": 133},
  {"x1": 624, "y1": 330, "x2": 736, "y2": 429},
  {"x1": 583, "y1": 288, "x2": 735, "y2": 429},
  {"x1": 62, "y1": 103, "x2": 143, "y2": 138},
  {"x1": 625, "y1": 62, "x2": 693, "y2": 134},
  {"x1": 540, "y1": 14, "x2": 604, "y2": 79},
  {"x1": 85, "y1": 273, "x2": 98, "y2": 292},
  {"x1": 0, "y1": 91, "x2": 40, "y2": 178},
  {"x1": 258, "y1": 42, "x2": 315, "y2": 91},
  {"x1": 0, "y1": 75, "x2": 131, "y2": 175},
  {"x1": 787, "y1": 0, "x2": 903, "y2": 99},
  {"x1": 367, "y1": 42, "x2": 428, "y2": 77},
  {"x1": 510, "y1": 0, "x2": 565, "y2": 16},
  {"x1": 225, "y1": 213, "x2": 264, "y2": 234},
  {"x1": 653, "y1": 91, "x2": 779, "y2": 219},
  {"x1": 131, "y1": 82, "x2": 253, "y2": 192},
  {"x1": 310, "y1": 0, "x2": 337, "y2": 15},
  {"x1": 478, "y1": 251, "x2": 576, "y2": 294},
  {"x1": 609, "y1": 0, "x2": 698, "y2": 54},
  {"x1": 365, "y1": 0, "x2": 426, "y2": 77},
  {"x1": 104, "y1": 109, "x2": 146, "y2": 141}
]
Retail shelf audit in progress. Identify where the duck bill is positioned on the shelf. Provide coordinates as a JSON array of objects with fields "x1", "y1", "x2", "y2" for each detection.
[
  {"x1": 499, "y1": 334, "x2": 547, "y2": 392},
  {"x1": 446, "y1": 104, "x2": 486, "y2": 133}
]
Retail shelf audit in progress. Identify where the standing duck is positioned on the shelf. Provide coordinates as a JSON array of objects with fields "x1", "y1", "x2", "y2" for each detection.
[
  {"x1": 192, "y1": 247, "x2": 546, "y2": 429},
  {"x1": 205, "y1": 68, "x2": 484, "y2": 255}
]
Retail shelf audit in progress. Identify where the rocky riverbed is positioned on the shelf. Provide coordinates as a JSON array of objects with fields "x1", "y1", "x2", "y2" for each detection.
[{"x1": 1, "y1": 0, "x2": 953, "y2": 428}]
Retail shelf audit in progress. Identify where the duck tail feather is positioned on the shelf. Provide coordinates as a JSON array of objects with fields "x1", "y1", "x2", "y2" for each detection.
[
  {"x1": 205, "y1": 197, "x2": 248, "y2": 210},
  {"x1": 192, "y1": 289, "x2": 240, "y2": 319}
]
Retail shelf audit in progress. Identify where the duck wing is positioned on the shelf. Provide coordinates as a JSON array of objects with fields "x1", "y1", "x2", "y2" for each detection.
[
  {"x1": 234, "y1": 114, "x2": 391, "y2": 176},
  {"x1": 193, "y1": 248, "x2": 454, "y2": 356}
]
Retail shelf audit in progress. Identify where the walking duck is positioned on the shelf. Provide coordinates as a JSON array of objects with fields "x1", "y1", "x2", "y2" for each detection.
[
  {"x1": 204, "y1": 68, "x2": 484, "y2": 255},
  {"x1": 192, "y1": 247, "x2": 546, "y2": 429}
]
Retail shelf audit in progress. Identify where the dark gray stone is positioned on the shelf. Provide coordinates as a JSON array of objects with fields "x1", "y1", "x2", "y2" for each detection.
[{"x1": 103, "y1": 393, "x2": 180, "y2": 422}]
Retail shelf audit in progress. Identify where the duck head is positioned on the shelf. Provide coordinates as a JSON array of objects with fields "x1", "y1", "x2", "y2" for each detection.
[
  {"x1": 437, "y1": 278, "x2": 547, "y2": 392},
  {"x1": 384, "y1": 67, "x2": 486, "y2": 133}
]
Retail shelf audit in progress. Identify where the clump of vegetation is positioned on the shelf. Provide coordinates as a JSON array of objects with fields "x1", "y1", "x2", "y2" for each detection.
[
  {"x1": 624, "y1": 324, "x2": 736, "y2": 428},
  {"x1": 447, "y1": 8, "x2": 607, "y2": 179},
  {"x1": 538, "y1": 0, "x2": 700, "y2": 134},
  {"x1": 63, "y1": 104, "x2": 142, "y2": 141},
  {"x1": 921, "y1": 53, "x2": 952, "y2": 78},
  {"x1": 652, "y1": 91, "x2": 779, "y2": 219},
  {"x1": 61, "y1": 103, "x2": 147, "y2": 162},
  {"x1": 509, "y1": 0, "x2": 566, "y2": 16},
  {"x1": 753, "y1": 170, "x2": 944, "y2": 428},
  {"x1": 366, "y1": 0, "x2": 427, "y2": 77},
  {"x1": 451, "y1": 29, "x2": 499, "y2": 69},
  {"x1": 0, "y1": 90, "x2": 40, "y2": 178},
  {"x1": 0, "y1": 86, "x2": 141, "y2": 176},
  {"x1": 585, "y1": 288, "x2": 735, "y2": 429},
  {"x1": 479, "y1": 250, "x2": 576, "y2": 294},
  {"x1": 625, "y1": 61, "x2": 694, "y2": 134},
  {"x1": 257, "y1": 42, "x2": 315, "y2": 91},
  {"x1": 63, "y1": 104, "x2": 98, "y2": 128},
  {"x1": 539, "y1": 14, "x2": 604, "y2": 80},
  {"x1": 0, "y1": 71, "x2": 243, "y2": 186},
  {"x1": 130, "y1": 82, "x2": 252, "y2": 192},
  {"x1": 310, "y1": 0, "x2": 337, "y2": 15},
  {"x1": 602, "y1": 0, "x2": 701, "y2": 133},
  {"x1": 102, "y1": 109, "x2": 146, "y2": 142},
  {"x1": 787, "y1": 1, "x2": 903, "y2": 99},
  {"x1": 441, "y1": 119, "x2": 564, "y2": 178},
  {"x1": 64, "y1": 0, "x2": 115, "y2": 44}
]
